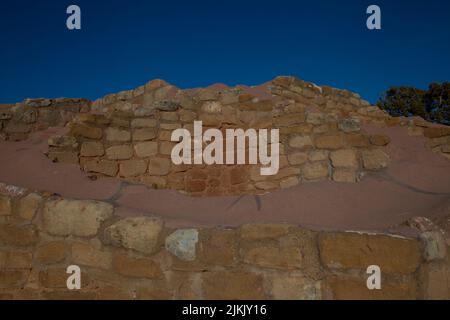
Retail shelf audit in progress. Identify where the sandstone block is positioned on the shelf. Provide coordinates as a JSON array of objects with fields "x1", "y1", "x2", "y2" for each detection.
[
  {"x1": 119, "y1": 159, "x2": 147, "y2": 177},
  {"x1": 16, "y1": 193, "x2": 42, "y2": 220},
  {"x1": 113, "y1": 254, "x2": 162, "y2": 278},
  {"x1": 0, "y1": 194, "x2": 11, "y2": 216},
  {"x1": 370, "y1": 134, "x2": 391, "y2": 146},
  {"x1": 106, "y1": 145, "x2": 133, "y2": 160},
  {"x1": 202, "y1": 271, "x2": 266, "y2": 299},
  {"x1": 302, "y1": 161, "x2": 329, "y2": 180},
  {"x1": 35, "y1": 242, "x2": 66, "y2": 264},
  {"x1": 289, "y1": 135, "x2": 313, "y2": 149},
  {"x1": 71, "y1": 123, "x2": 102, "y2": 139},
  {"x1": 288, "y1": 152, "x2": 308, "y2": 165},
  {"x1": 131, "y1": 118, "x2": 157, "y2": 128},
  {"x1": 198, "y1": 229, "x2": 237, "y2": 266},
  {"x1": 132, "y1": 128, "x2": 157, "y2": 141},
  {"x1": 361, "y1": 149, "x2": 389, "y2": 170},
  {"x1": 315, "y1": 134, "x2": 344, "y2": 150},
  {"x1": 80, "y1": 141, "x2": 104, "y2": 157},
  {"x1": 42, "y1": 199, "x2": 113, "y2": 237},
  {"x1": 71, "y1": 242, "x2": 112, "y2": 269},
  {"x1": 332, "y1": 168, "x2": 357, "y2": 183},
  {"x1": 134, "y1": 141, "x2": 158, "y2": 158},
  {"x1": 330, "y1": 149, "x2": 358, "y2": 168},
  {"x1": 319, "y1": 232, "x2": 422, "y2": 274},
  {"x1": 104, "y1": 217, "x2": 163, "y2": 254},
  {"x1": 270, "y1": 275, "x2": 321, "y2": 300},
  {"x1": 148, "y1": 157, "x2": 171, "y2": 176},
  {"x1": 105, "y1": 127, "x2": 131, "y2": 142},
  {"x1": 0, "y1": 225, "x2": 39, "y2": 246},
  {"x1": 85, "y1": 159, "x2": 118, "y2": 176},
  {"x1": 338, "y1": 118, "x2": 361, "y2": 132}
]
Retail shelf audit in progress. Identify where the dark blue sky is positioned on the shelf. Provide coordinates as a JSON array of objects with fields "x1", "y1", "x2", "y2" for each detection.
[{"x1": 0, "y1": 0, "x2": 449, "y2": 103}]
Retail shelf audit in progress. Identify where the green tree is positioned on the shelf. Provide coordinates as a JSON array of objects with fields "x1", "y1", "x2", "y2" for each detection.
[{"x1": 377, "y1": 82, "x2": 449, "y2": 125}]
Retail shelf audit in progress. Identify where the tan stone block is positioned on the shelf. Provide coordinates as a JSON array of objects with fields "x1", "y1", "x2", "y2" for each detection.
[
  {"x1": 113, "y1": 254, "x2": 162, "y2": 278},
  {"x1": 0, "y1": 225, "x2": 39, "y2": 246},
  {"x1": 202, "y1": 271, "x2": 266, "y2": 299},
  {"x1": 345, "y1": 133, "x2": 370, "y2": 147},
  {"x1": 361, "y1": 149, "x2": 389, "y2": 170},
  {"x1": 159, "y1": 141, "x2": 176, "y2": 155},
  {"x1": 80, "y1": 141, "x2": 104, "y2": 157},
  {"x1": 198, "y1": 229, "x2": 237, "y2": 266},
  {"x1": 131, "y1": 118, "x2": 157, "y2": 128},
  {"x1": 240, "y1": 223, "x2": 291, "y2": 241},
  {"x1": 302, "y1": 161, "x2": 329, "y2": 180},
  {"x1": 42, "y1": 199, "x2": 113, "y2": 237},
  {"x1": 104, "y1": 217, "x2": 163, "y2": 254},
  {"x1": 119, "y1": 159, "x2": 147, "y2": 177},
  {"x1": 71, "y1": 242, "x2": 112, "y2": 270},
  {"x1": 315, "y1": 134, "x2": 344, "y2": 150},
  {"x1": 319, "y1": 232, "x2": 422, "y2": 274},
  {"x1": 85, "y1": 159, "x2": 118, "y2": 176},
  {"x1": 71, "y1": 123, "x2": 102, "y2": 139},
  {"x1": 419, "y1": 262, "x2": 450, "y2": 299},
  {"x1": 330, "y1": 149, "x2": 358, "y2": 168},
  {"x1": 148, "y1": 157, "x2": 171, "y2": 176},
  {"x1": 332, "y1": 168, "x2": 357, "y2": 183},
  {"x1": 134, "y1": 141, "x2": 158, "y2": 158},
  {"x1": 308, "y1": 150, "x2": 329, "y2": 161},
  {"x1": 270, "y1": 275, "x2": 321, "y2": 300},
  {"x1": 0, "y1": 194, "x2": 11, "y2": 216},
  {"x1": 0, "y1": 251, "x2": 32, "y2": 269},
  {"x1": 280, "y1": 176, "x2": 299, "y2": 188},
  {"x1": 105, "y1": 127, "x2": 131, "y2": 142},
  {"x1": 35, "y1": 242, "x2": 66, "y2": 264},
  {"x1": 288, "y1": 152, "x2": 308, "y2": 165},
  {"x1": 106, "y1": 145, "x2": 133, "y2": 160},
  {"x1": 132, "y1": 128, "x2": 157, "y2": 141},
  {"x1": 16, "y1": 193, "x2": 42, "y2": 220},
  {"x1": 289, "y1": 135, "x2": 313, "y2": 149},
  {"x1": 370, "y1": 134, "x2": 391, "y2": 146}
]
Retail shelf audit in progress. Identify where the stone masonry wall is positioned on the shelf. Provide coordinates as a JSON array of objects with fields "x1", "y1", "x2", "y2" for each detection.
[
  {"x1": 0, "y1": 183, "x2": 448, "y2": 300},
  {"x1": 47, "y1": 77, "x2": 401, "y2": 196},
  {"x1": 0, "y1": 98, "x2": 91, "y2": 141}
]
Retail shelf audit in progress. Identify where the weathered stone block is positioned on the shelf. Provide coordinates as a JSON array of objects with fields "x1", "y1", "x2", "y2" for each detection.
[
  {"x1": 35, "y1": 242, "x2": 66, "y2": 264},
  {"x1": 361, "y1": 149, "x2": 389, "y2": 170},
  {"x1": 119, "y1": 159, "x2": 147, "y2": 177},
  {"x1": 370, "y1": 134, "x2": 391, "y2": 146},
  {"x1": 134, "y1": 141, "x2": 158, "y2": 158},
  {"x1": 319, "y1": 232, "x2": 422, "y2": 274},
  {"x1": 71, "y1": 242, "x2": 112, "y2": 269},
  {"x1": 80, "y1": 141, "x2": 104, "y2": 157},
  {"x1": 0, "y1": 251, "x2": 32, "y2": 269},
  {"x1": 198, "y1": 229, "x2": 237, "y2": 266},
  {"x1": 85, "y1": 159, "x2": 118, "y2": 176},
  {"x1": 105, "y1": 127, "x2": 131, "y2": 142},
  {"x1": 16, "y1": 193, "x2": 42, "y2": 220},
  {"x1": 302, "y1": 161, "x2": 329, "y2": 180},
  {"x1": 332, "y1": 168, "x2": 357, "y2": 183},
  {"x1": 132, "y1": 128, "x2": 157, "y2": 141},
  {"x1": 289, "y1": 135, "x2": 313, "y2": 149},
  {"x1": 113, "y1": 254, "x2": 162, "y2": 278},
  {"x1": 0, "y1": 194, "x2": 11, "y2": 216},
  {"x1": 202, "y1": 271, "x2": 266, "y2": 299},
  {"x1": 131, "y1": 118, "x2": 157, "y2": 128},
  {"x1": 42, "y1": 199, "x2": 113, "y2": 237},
  {"x1": 270, "y1": 275, "x2": 321, "y2": 300},
  {"x1": 315, "y1": 134, "x2": 344, "y2": 150},
  {"x1": 330, "y1": 149, "x2": 358, "y2": 168},
  {"x1": 288, "y1": 152, "x2": 308, "y2": 165},
  {"x1": 0, "y1": 224, "x2": 39, "y2": 246},
  {"x1": 148, "y1": 157, "x2": 171, "y2": 176},
  {"x1": 71, "y1": 123, "x2": 102, "y2": 139},
  {"x1": 106, "y1": 145, "x2": 133, "y2": 160},
  {"x1": 104, "y1": 217, "x2": 163, "y2": 254}
]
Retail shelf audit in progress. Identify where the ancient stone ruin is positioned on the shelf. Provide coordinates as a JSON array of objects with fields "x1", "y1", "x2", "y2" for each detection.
[{"x1": 0, "y1": 76, "x2": 449, "y2": 299}]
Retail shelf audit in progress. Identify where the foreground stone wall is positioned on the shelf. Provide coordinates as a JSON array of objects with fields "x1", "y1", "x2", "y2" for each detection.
[
  {"x1": 0, "y1": 184, "x2": 448, "y2": 300},
  {"x1": 0, "y1": 98, "x2": 90, "y2": 141}
]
